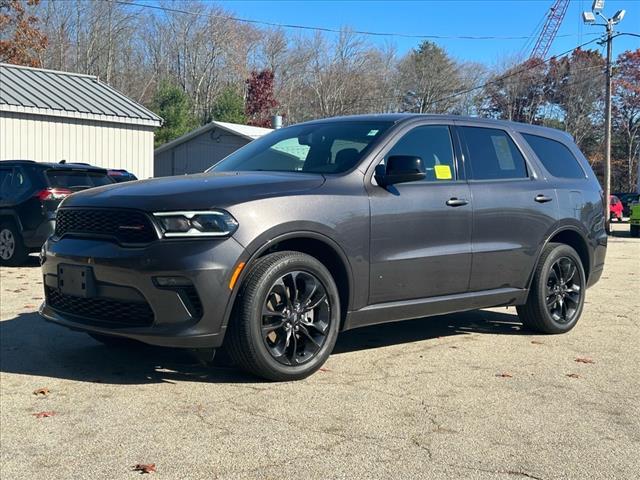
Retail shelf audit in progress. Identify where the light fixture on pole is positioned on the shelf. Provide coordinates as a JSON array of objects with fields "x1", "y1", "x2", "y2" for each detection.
[{"x1": 582, "y1": 0, "x2": 625, "y2": 234}]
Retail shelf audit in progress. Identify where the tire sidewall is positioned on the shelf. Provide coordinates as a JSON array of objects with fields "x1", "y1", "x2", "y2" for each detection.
[
  {"x1": 243, "y1": 255, "x2": 340, "y2": 379},
  {"x1": 0, "y1": 222, "x2": 25, "y2": 266},
  {"x1": 534, "y1": 244, "x2": 586, "y2": 333}
]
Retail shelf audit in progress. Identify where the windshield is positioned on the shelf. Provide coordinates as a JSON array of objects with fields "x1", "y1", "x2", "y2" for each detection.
[{"x1": 209, "y1": 121, "x2": 393, "y2": 174}]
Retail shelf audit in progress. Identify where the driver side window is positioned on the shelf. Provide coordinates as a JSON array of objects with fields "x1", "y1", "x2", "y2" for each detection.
[{"x1": 384, "y1": 125, "x2": 456, "y2": 181}]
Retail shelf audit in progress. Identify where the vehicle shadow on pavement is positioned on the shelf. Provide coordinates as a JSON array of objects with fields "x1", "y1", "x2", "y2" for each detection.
[
  {"x1": 334, "y1": 308, "x2": 523, "y2": 354},
  {"x1": 3, "y1": 254, "x2": 42, "y2": 268},
  {"x1": 0, "y1": 308, "x2": 525, "y2": 385}
]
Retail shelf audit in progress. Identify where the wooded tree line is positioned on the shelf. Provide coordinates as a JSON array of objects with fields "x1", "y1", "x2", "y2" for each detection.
[{"x1": 1, "y1": 0, "x2": 638, "y2": 191}]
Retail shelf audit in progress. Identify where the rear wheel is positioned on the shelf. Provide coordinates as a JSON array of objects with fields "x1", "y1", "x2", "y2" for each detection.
[
  {"x1": 631, "y1": 225, "x2": 640, "y2": 238},
  {"x1": 225, "y1": 251, "x2": 340, "y2": 381},
  {"x1": 517, "y1": 243, "x2": 585, "y2": 334},
  {"x1": 0, "y1": 222, "x2": 28, "y2": 266}
]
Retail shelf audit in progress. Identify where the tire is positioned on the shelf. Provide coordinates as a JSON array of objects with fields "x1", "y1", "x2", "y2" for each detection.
[
  {"x1": 517, "y1": 242, "x2": 586, "y2": 334},
  {"x1": 225, "y1": 251, "x2": 340, "y2": 381},
  {"x1": 631, "y1": 225, "x2": 640, "y2": 238},
  {"x1": 0, "y1": 221, "x2": 28, "y2": 266},
  {"x1": 88, "y1": 333, "x2": 140, "y2": 348}
]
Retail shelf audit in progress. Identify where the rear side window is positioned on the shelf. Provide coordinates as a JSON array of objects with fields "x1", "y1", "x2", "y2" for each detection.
[
  {"x1": 12, "y1": 168, "x2": 32, "y2": 194},
  {"x1": 0, "y1": 168, "x2": 13, "y2": 196},
  {"x1": 521, "y1": 133, "x2": 585, "y2": 179},
  {"x1": 461, "y1": 127, "x2": 528, "y2": 180},
  {"x1": 46, "y1": 170, "x2": 114, "y2": 189}
]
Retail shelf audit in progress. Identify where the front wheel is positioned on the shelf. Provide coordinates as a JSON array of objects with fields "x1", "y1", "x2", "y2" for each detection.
[
  {"x1": 517, "y1": 243, "x2": 586, "y2": 334},
  {"x1": 225, "y1": 251, "x2": 340, "y2": 381}
]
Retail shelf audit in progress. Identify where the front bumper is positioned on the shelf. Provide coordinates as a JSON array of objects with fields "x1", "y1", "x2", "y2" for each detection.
[{"x1": 39, "y1": 236, "x2": 245, "y2": 348}]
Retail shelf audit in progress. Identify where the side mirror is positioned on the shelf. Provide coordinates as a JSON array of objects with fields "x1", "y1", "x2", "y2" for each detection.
[{"x1": 375, "y1": 156, "x2": 426, "y2": 187}]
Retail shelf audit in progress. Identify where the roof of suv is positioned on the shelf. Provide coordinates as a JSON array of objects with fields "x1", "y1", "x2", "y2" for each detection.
[
  {"x1": 300, "y1": 114, "x2": 573, "y2": 141},
  {"x1": 1, "y1": 160, "x2": 108, "y2": 172}
]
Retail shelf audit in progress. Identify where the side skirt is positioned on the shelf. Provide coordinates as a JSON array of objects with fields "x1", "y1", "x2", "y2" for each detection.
[{"x1": 343, "y1": 287, "x2": 528, "y2": 331}]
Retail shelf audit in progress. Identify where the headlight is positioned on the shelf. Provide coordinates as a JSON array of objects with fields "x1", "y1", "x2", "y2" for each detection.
[{"x1": 153, "y1": 210, "x2": 238, "y2": 238}]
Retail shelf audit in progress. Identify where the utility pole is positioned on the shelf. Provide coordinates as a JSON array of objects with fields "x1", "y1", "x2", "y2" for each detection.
[
  {"x1": 604, "y1": 20, "x2": 613, "y2": 234},
  {"x1": 582, "y1": 1, "x2": 625, "y2": 234}
]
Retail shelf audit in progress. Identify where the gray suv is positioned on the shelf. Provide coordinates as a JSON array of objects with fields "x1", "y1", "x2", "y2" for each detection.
[{"x1": 39, "y1": 115, "x2": 607, "y2": 380}]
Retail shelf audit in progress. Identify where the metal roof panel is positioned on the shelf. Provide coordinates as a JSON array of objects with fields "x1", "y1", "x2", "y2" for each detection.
[{"x1": 0, "y1": 63, "x2": 162, "y2": 126}]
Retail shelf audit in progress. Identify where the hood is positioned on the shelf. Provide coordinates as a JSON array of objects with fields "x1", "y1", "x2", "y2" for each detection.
[{"x1": 61, "y1": 171, "x2": 325, "y2": 211}]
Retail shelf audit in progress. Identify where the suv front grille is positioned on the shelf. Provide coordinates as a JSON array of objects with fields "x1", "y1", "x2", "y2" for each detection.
[
  {"x1": 54, "y1": 209, "x2": 157, "y2": 244},
  {"x1": 45, "y1": 286, "x2": 154, "y2": 327}
]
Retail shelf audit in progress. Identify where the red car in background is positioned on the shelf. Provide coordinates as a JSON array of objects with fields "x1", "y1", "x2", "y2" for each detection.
[{"x1": 610, "y1": 195, "x2": 623, "y2": 221}]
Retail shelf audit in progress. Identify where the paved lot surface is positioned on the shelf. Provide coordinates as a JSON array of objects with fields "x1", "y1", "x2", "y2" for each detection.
[{"x1": 1, "y1": 225, "x2": 639, "y2": 479}]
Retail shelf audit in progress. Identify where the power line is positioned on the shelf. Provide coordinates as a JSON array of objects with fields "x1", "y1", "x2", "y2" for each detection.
[
  {"x1": 336, "y1": 37, "x2": 604, "y2": 110},
  {"x1": 111, "y1": 0, "x2": 600, "y2": 42}
]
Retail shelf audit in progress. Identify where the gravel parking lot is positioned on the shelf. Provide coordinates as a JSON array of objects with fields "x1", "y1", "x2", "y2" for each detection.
[{"x1": 1, "y1": 224, "x2": 638, "y2": 479}]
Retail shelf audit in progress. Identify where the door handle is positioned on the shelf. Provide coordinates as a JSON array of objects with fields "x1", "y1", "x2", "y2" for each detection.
[
  {"x1": 446, "y1": 198, "x2": 468, "y2": 207},
  {"x1": 535, "y1": 194, "x2": 553, "y2": 203}
]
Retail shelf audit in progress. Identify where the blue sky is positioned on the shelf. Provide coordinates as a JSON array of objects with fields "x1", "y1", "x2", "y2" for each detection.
[{"x1": 217, "y1": 0, "x2": 639, "y2": 64}]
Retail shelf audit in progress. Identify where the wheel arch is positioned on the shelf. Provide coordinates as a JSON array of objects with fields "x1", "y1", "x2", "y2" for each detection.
[
  {"x1": 527, "y1": 224, "x2": 592, "y2": 291},
  {"x1": 0, "y1": 210, "x2": 23, "y2": 232},
  {"x1": 222, "y1": 231, "x2": 354, "y2": 332}
]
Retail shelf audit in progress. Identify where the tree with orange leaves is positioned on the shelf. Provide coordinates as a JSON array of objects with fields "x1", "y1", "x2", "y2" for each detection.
[{"x1": 0, "y1": 0, "x2": 47, "y2": 67}]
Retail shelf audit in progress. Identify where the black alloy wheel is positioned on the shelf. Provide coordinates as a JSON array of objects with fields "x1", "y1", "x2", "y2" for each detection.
[
  {"x1": 544, "y1": 256, "x2": 582, "y2": 324},
  {"x1": 261, "y1": 270, "x2": 331, "y2": 366},
  {"x1": 517, "y1": 242, "x2": 586, "y2": 334},
  {"x1": 226, "y1": 251, "x2": 340, "y2": 381}
]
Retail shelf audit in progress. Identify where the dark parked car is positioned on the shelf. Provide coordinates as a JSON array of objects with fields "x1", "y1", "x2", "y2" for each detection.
[
  {"x1": 0, "y1": 161, "x2": 114, "y2": 265},
  {"x1": 39, "y1": 115, "x2": 607, "y2": 380},
  {"x1": 107, "y1": 169, "x2": 138, "y2": 183}
]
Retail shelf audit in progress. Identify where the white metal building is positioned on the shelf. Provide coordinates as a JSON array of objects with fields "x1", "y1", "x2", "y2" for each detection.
[
  {"x1": 154, "y1": 121, "x2": 272, "y2": 177},
  {"x1": 0, "y1": 63, "x2": 162, "y2": 178}
]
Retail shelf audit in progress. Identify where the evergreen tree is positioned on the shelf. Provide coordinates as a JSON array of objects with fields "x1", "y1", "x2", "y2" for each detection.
[
  {"x1": 209, "y1": 87, "x2": 246, "y2": 124},
  {"x1": 152, "y1": 82, "x2": 196, "y2": 147}
]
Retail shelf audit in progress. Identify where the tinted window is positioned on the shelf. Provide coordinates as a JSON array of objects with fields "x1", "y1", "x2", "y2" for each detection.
[
  {"x1": 521, "y1": 133, "x2": 585, "y2": 179},
  {"x1": 46, "y1": 170, "x2": 114, "y2": 189},
  {"x1": 12, "y1": 168, "x2": 32, "y2": 195},
  {"x1": 0, "y1": 169, "x2": 13, "y2": 198},
  {"x1": 211, "y1": 121, "x2": 392, "y2": 174},
  {"x1": 385, "y1": 125, "x2": 456, "y2": 181},
  {"x1": 461, "y1": 127, "x2": 528, "y2": 180}
]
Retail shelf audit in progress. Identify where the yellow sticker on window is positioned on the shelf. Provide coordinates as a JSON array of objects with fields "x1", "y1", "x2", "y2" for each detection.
[{"x1": 434, "y1": 164, "x2": 452, "y2": 180}]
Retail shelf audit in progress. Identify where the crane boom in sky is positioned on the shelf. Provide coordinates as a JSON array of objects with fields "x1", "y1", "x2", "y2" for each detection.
[{"x1": 530, "y1": 0, "x2": 570, "y2": 60}]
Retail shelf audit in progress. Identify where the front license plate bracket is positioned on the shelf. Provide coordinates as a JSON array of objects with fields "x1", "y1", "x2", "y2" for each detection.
[{"x1": 58, "y1": 264, "x2": 95, "y2": 297}]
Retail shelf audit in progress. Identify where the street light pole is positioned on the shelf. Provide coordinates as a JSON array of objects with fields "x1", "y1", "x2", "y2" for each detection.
[
  {"x1": 582, "y1": 1, "x2": 625, "y2": 234},
  {"x1": 603, "y1": 20, "x2": 613, "y2": 233}
]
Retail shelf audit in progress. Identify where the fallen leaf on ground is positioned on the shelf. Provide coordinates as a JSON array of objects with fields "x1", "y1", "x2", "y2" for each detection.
[
  {"x1": 132, "y1": 464, "x2": 156, "y2": 474},
  {"x1": 33, "y1": 387, "x2": 50, "y2": 396},
  {"x1": 531, "y1": 340, "x2": 544, "y2": 345},
  {"x1": 449, "y1": 346, "x2": 459, "y2": 349},
  {"x1": 566, "y1": 373, "x2": 580, "y2": 378},
  {"x1": 23, "y1": 305, "x2": 36, "y2": 309},
  {"x1": 575, "y1": 357, "x2": 595, "y2": 364},
  {"x1": 32, "y1": 411, "x2": 55, "y2": 418},
  {"x1": 319, "y1": 367, "x2": 331, "y2": 372},
  {"x1": 495, "y1": 373, "x2": 513, "y2": 378}
]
